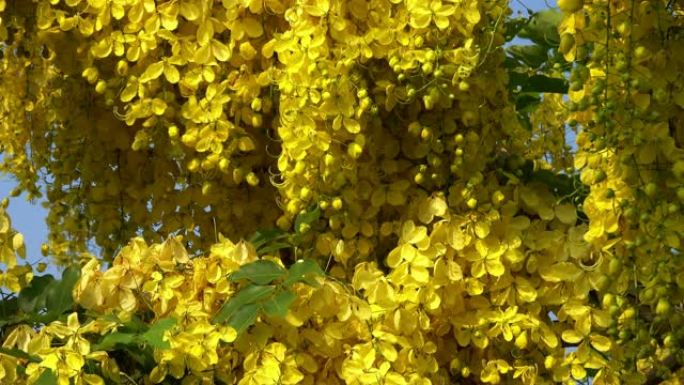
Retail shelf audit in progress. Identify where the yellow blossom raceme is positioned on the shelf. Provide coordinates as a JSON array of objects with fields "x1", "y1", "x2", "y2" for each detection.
[
  {"x1": 0, "y1": 0, "x2": 285, "y2": 262},
  {"x1": 1, "y1": 1, "x2": 680, "y2": 385},
  {"x1": 559, "y1": 0, "x2": 684, "y2": 383},
  {"x1": 0, "y1": 199, "x2": 32, "y2": 292}
]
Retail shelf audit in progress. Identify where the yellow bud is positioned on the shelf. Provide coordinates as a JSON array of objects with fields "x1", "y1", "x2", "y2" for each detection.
[
  {"x1": 466, "y1": 131, "x2": 479, "y2": 142},
  {"x1": 332, "y1": 197, "x2": 343, "y2": 210},
  {"x1": 251, "y1": 98, "x2": 262, "y2": 111},
  {"x1": 360, "y1": 221, "x2": 374, "y2": 237},
  {"x1": 276, "y1": 216, "x2": 290, "y2": 230},
  {"x1": 201, "y1": 157, "x2": 216, "y2": 171},
  {"x1": 300, "y1": 187, "x2": 311, "y2": 200},
  {"x1": 116, "y1": 60, "x2": 128, "y2": 76},
  {"x1": 251, "y1": 114, "x2": 263, "y2": 127},
  {"x1": 168, "y1": 125, "x2": 179, "y2": 138},
  {"x1": 233, "y1": 168, "x2": 245, "y2": 184},
  {"x1": 286, "y1": 200, "x2": 300, "y2": 215},
  {"x1": 673, "y1": 160, "x2": 684, "y2": 180},
  {"x1": 246, "y1": 172, "x2": 259, "y2": 186},
  {"x1": 329, "y1": 215, "x2": 342, "y2": 230},
  {"x1": 181, "y1": 133, "x2": 198, "y2": 147},
  {"x1": 82, "y1": 67, "x2": 99, "y2": 84},
  {"x1": 357, "y1": 238, "x2": 371, "y2": 256},
  {"x1": 643, "y1": 182, "x2": 657, "y2": 197},
  {"x1": 408, "y1": 121, "x2": 422, "y2": 136},
  {"x1": 347, "y1": 143, "x2": 363, "y2": 159},
  {"x1": 95, "y1": 80, "x2": 107, "y2": 94},
  {"x1": 602, "y1": 293, "x2": 615, "y2": 308},
  {"x1": 466, "y1": 198, "x2": 478, "y2": 209},
  {"x1": 622, "y1": 307, "x2": 636, "y2": 320},
  {"x1": 218, "y1": 158, "x2": 230, "y2": 172},
  {"x1": 298, "y1": 223, "x2": 311, "y2": 234},
  {"x1": 544, "y1": 355, "x2": 556, "y2": 369},
  {"x1": 380, "y1": 222, "x2": 394, "y2": 236},
  {"x1": 491, "y1": 190, "x2": 505, "y2": 205},
  {"x1": 655, "y1": 298, "x2": 671, "y2": 315},
  {"x1": 616, "y1": 21, "x2": 631, "y2": 36},
  {"x1": 634, "y1": 46, "x2": 649, "y2": 61}
]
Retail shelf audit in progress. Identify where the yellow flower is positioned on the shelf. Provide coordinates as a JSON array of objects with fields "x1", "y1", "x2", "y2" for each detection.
[{"x1": 407, "y1": 0, "x2": 456, "y2": 30}]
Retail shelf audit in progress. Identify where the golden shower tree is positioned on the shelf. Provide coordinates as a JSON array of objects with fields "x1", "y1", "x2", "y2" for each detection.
[{"x1": 0, "y1": 0, "x2": 683, "y2": 384}]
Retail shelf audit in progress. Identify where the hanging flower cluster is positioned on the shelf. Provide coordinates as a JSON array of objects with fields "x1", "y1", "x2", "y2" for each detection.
[
  {"x1": 0, "y1": 0, "x2": 681, "y2": 385},
  {"x1": 559, "y1": 0, "x2": 684, "y2": 383}
]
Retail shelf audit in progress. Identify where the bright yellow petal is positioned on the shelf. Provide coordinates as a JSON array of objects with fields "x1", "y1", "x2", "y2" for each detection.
[{"x1": 410, "y1": 12, "x2": 431, "y2": 29}]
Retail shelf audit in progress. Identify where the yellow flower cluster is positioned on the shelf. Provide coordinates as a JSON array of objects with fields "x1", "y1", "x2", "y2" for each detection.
[
  {"x1": 528, "y1": 94, "x2": 573, "y2": 172},
  {"x1": 2, "y1": 217, "x2": 612, "y2": 385},
  {"x1": 559, "y1": 0, "x2": 684, "y2": 383},
  {"x1": 1, "y1": 237, "x2": 240, "y2": 385},
  {"x1": 0, "y1": 0, "x2": 285, "y2": 261},
  {"x1": 0, "y1": 0, "x2": 682, "y2": 384},
  {"x1": 0, "y1": 199, "x2": 31, "y2": 292},
  {"x1": 269, "y1": 0, "x2": 536, "y2": 275}
]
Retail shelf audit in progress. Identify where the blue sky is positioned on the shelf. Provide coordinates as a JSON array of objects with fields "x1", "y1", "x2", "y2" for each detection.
[
  {"x1": 512, "y1": 0, "x2": 557, "y2": 14},
  {"x1": 0, "y1": 0, "x2": 558, "y2": 268}
]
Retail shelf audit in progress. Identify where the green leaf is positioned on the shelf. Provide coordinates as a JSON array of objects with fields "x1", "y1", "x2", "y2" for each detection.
[
  {"x1": 0, "y1": 297, "x2": 19, "y2": 327},
  {"x1": 44, "y1": 266, "x2": 80, "y2": 321},
  {"x1": 509, "y1": 72, "x2": 568, "y2": 94},
  {"x1": 214, "y1": 284, "x2": 276, "y2": 324},
  {"x1": 512, "y1": 92, "x2": 540, "y2": 132},
  {"x1": 258, "y1": 242, "x2": 292, "y2": 255},
  {"x1": 227, "y1": 303, "x2": 261, "y2": 335},
  {"x1": 262, "y1": 290, "x2": 297, "y2": 318},
  {"x1": 283, "y1": 259, "x2": 324, "y2": 288},
  {"x1": 122, "y1": 344, "x2": 156, "y2": 370},
  {"x1": 515, "y1": 93, "x2": 542, "y2": 112},
  {"x1": 249, "y1": 228, "x2": 289, "y2": 250},
  {"x1": 504, "y1": 17, "x2": 529, "y2": 42},
  {"x1": 35, "y1": 369, "x2": 58, "y2": 385},
  {"x1": 518, "y1": 9, "x2": 562, "y2": 47},
  {"x1": 507, "y1": 44, "x2": 549, "y2": 69},
  {"x1": 92, "y1": 332, "x2": 137, "y2": 351},
  {"x1": 294, "y1": 205, "x2": 320, "y2": 235},
  {"x1": 0, "y1": 347, "x2": 40, "y2": 362},
  {"x1": 17, "y1": 274, "x2": 54, "y2": 313},
  {"x1": 140, "y1": 318, "x2": 176, "y2": 349},
  {"x1": 525, "y1": 75, "x2": 568, "y2": 94},
  {"x1": 120, "y1": 315, "x2": 148, "y2": 333},
  {"x1": 229, "y1": 260, "x2": 286, "y2": 285}
]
